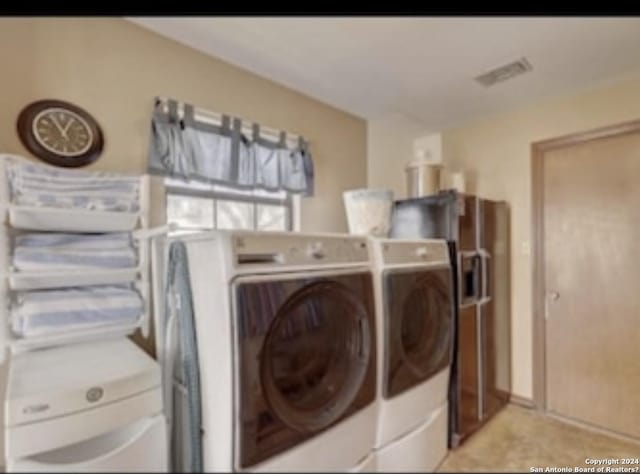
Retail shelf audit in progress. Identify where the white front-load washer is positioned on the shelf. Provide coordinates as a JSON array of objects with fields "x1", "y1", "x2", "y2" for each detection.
[
  {"x1": 369, "y1": 238, "x2": 455, "y2": 472},
  {"x1": 155, "y1": 230, "x2": 378, "y2": 472}
]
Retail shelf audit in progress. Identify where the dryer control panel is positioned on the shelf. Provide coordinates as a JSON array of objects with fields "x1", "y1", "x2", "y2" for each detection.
[
  {"x1": 378, "y1": 239, "x2": 449, "y2": 266},
  {"x1": 232, "y1": 231, "x2": 370, "y2": 268}
]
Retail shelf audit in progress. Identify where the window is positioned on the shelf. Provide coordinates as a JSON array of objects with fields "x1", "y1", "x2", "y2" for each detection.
[{"x1": 165, "y1": 178, "x2": 299, "y2": 234}]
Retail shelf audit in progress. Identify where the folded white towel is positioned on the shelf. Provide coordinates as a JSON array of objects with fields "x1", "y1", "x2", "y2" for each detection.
[
  {"x1": 5, "y1": 157, "x2": 140, "y2": 212},
  {"x1": 12, "y1": 285, "x2": 143, "y2": 338},
  {"x1": 13, "y1": 232, "x2": 137, "y2": 272}
]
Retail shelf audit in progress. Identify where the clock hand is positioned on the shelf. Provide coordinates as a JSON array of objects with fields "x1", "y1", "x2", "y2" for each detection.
[
  {"x1": 62, "y1": 117, "x2": 74, "y2": 134},
  {"x1": 50, "y1": 115, "x2": 69, "y2": 140}
]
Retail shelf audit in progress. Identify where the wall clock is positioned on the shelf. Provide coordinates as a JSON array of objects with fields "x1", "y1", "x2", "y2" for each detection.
[{"x1": 17, "y1": 99, "x2": 104, "y2": 168}]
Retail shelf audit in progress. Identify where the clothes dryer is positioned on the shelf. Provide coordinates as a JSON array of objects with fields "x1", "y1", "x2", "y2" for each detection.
[{"x1": 369, "y1": 238, "x2": 454, "y2": 472}]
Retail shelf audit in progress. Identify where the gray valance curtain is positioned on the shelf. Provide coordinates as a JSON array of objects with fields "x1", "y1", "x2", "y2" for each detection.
[{"x1": 147, "y1": 98, "x2": 314, "y2": 196}]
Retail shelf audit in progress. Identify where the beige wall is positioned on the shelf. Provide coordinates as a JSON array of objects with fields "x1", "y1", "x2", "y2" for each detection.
[
  {"x1": 0, "y1": 17, "x2": 367, "y2": 233},
  {"x1": 441, "y1": 75, "x2": 640, "y2": 399},
  {"x1": 367, "y1": 113, "x2": 427, "y2": 199}
]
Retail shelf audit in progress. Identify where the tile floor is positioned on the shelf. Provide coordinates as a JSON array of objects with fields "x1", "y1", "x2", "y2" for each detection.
[{"x1": 437, "y1": 404, "x2": 640, "y2": 472}]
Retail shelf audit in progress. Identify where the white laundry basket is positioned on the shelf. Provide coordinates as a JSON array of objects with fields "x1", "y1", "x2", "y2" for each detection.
[{"x1": 343, "y1": 189, "x2": 394, "y2": 237}]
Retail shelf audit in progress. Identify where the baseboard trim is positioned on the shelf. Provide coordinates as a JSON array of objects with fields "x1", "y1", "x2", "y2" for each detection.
[
  {"x1": 509, "y1": 393, "x2": 535, "y2": 409},
  {"x1": 545, "y1": 412, "x2": 640, "y2": 447}
]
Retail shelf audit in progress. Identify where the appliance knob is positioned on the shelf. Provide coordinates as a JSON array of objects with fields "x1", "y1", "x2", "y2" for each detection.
[
  {"x1": 86, "y1": 386, "x2": 104, "y2": 403},
  {"x1": 416, "y1": 247, "x2": 429, "y2": 259}
]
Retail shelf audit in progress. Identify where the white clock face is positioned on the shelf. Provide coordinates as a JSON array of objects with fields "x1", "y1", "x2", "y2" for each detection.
[{"x1": 32, "y1": 108, "x2": 94, "y2": 157}]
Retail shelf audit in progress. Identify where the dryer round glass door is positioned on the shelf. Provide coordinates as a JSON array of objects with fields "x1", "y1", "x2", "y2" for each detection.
[
  {"x1": 401, "y1": 274, "x2": 451, "y2": 375},
  {"x1": 261, "y1": 280, "x2": 371, "y2": 433},
  {"x1": 384, "y1": 267, "x2": 454, "y2": 398}
]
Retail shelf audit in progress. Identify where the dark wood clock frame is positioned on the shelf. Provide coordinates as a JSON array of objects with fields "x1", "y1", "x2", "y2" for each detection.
[{"x1": 16, "y1": 99, "x2": 104, "y2": 168}]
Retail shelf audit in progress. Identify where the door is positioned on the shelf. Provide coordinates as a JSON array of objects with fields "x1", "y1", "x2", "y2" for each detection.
[
  {"x1": 543, "y1": 130, "x2": 640, "y2": 438},
  {"x1": 455, "y1": 305, "x2": 480, "y2": 436},
  {"x1": 479, "y1": 200, "x2": 511, "y2": 419},
  {"x1": 480, "y1": 301, "x2": 511, "y2": 419}
]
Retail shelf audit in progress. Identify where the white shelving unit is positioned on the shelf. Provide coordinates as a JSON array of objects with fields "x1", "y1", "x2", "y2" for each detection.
[{"x1": 0, "y1": 154, "x2": 153, "y2": 363}]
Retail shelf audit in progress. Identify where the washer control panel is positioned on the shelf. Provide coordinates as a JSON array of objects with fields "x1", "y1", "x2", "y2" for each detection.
[{"x1": 234, "y1": 232, "x2": 369, "y2": 267}]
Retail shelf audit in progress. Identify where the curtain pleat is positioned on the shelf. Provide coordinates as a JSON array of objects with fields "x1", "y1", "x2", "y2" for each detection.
[{"x1": 147, "y1": 98, "x2": 314, "y2": 196}]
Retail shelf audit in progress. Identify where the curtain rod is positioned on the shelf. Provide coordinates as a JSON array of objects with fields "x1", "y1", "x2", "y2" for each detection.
[{"x1": 155, "y1": 96, "x2": 305, "y2": 146}]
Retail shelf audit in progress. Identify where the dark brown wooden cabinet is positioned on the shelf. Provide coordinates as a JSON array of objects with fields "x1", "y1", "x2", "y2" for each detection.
[{"x1": 480, "y1": 200, "x2": 512, "y2": 424}]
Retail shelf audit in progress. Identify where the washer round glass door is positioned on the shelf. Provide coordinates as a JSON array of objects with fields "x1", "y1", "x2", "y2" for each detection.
[{"x1": 260, "y1": 280, "x2": 371, "y2": 433}]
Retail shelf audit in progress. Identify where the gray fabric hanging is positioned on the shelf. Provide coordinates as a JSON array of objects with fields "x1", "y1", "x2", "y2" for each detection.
[
  {"x1": 232, "y1": 118, "x2": 256, "y2": 189},
  {"x1": 252, "y1": 124, "x2": 284, "y2": 191},
  {"x1": 147, "y1": 98, "x2": 315, "y2": 196},
  {"x1": 182, "y1": 104, "x2": 234, "y2": 184},
  {"x1": 286, "y1": 136, "x2": 314, "y2": 196},
  {"x1": 148, "y1": 99, "x2": 192, "y2": 179},
  {"x1": 166, "y1": 241, "x2": 203, "y2": 473}
]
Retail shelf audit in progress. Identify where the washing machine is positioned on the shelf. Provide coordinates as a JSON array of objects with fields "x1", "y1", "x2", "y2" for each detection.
[
  {"x1": 4, "y1": 337, "x2": 167, "y2": 472},
  {"x1": 369, "y1": 238, "x2": 454, "y2": 472},
  {"x1": 155, "y1": 230, "x2": 378, "y2": 472}
]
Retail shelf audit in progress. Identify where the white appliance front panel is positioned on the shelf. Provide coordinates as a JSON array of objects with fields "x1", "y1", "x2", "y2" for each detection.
[
  {"x1": 375, "y1": 402, "x2": 448, "y2": 473},
  {"x1": 8, "y1": 413, "x2": 167, "y2": 472},
  {"x1": 6, "y1": 338, "x2": 160, "y2": 426},
  {"x1": 245, "y1": 404, "x2": 377, "y2": 473},
  {"x1": 6, "y1": 388, "x2": 162, "y2": 460},
  {"x1": 376, "y1": 368, "x2": 449, "y2": 448},
  {"x1": 348, "y1": 452, "x2": 376, "y2": 473}
]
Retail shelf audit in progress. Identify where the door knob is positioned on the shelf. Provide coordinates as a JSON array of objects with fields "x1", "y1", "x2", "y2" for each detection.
[{"x1": 545, "y1": 291, "x2": 560, "y2": 320}]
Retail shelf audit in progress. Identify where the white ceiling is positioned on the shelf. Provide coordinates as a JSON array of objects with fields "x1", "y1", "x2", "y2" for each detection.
[{"x1": 127, "y1": 17, "x2": 640, "y2": 130}]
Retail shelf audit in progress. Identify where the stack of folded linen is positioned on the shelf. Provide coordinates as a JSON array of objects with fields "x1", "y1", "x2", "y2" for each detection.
[
  {"x1": 11, "y1": 285, "x2": 144, "y2": 338},
  {"x1": 12, "y1": 232, "x2": 137, "y2": 272},
  {"x1": 5, "y1": 158, "x2": 140, "y2": 212},
  {"x1": 1, "y1": 156, "x2": 146, "y2": 342}
]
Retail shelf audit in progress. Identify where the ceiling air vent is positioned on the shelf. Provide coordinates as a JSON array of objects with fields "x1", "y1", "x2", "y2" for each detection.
[{"x1": 474, "y1": 57, "x2": 532, "y2": 87}]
